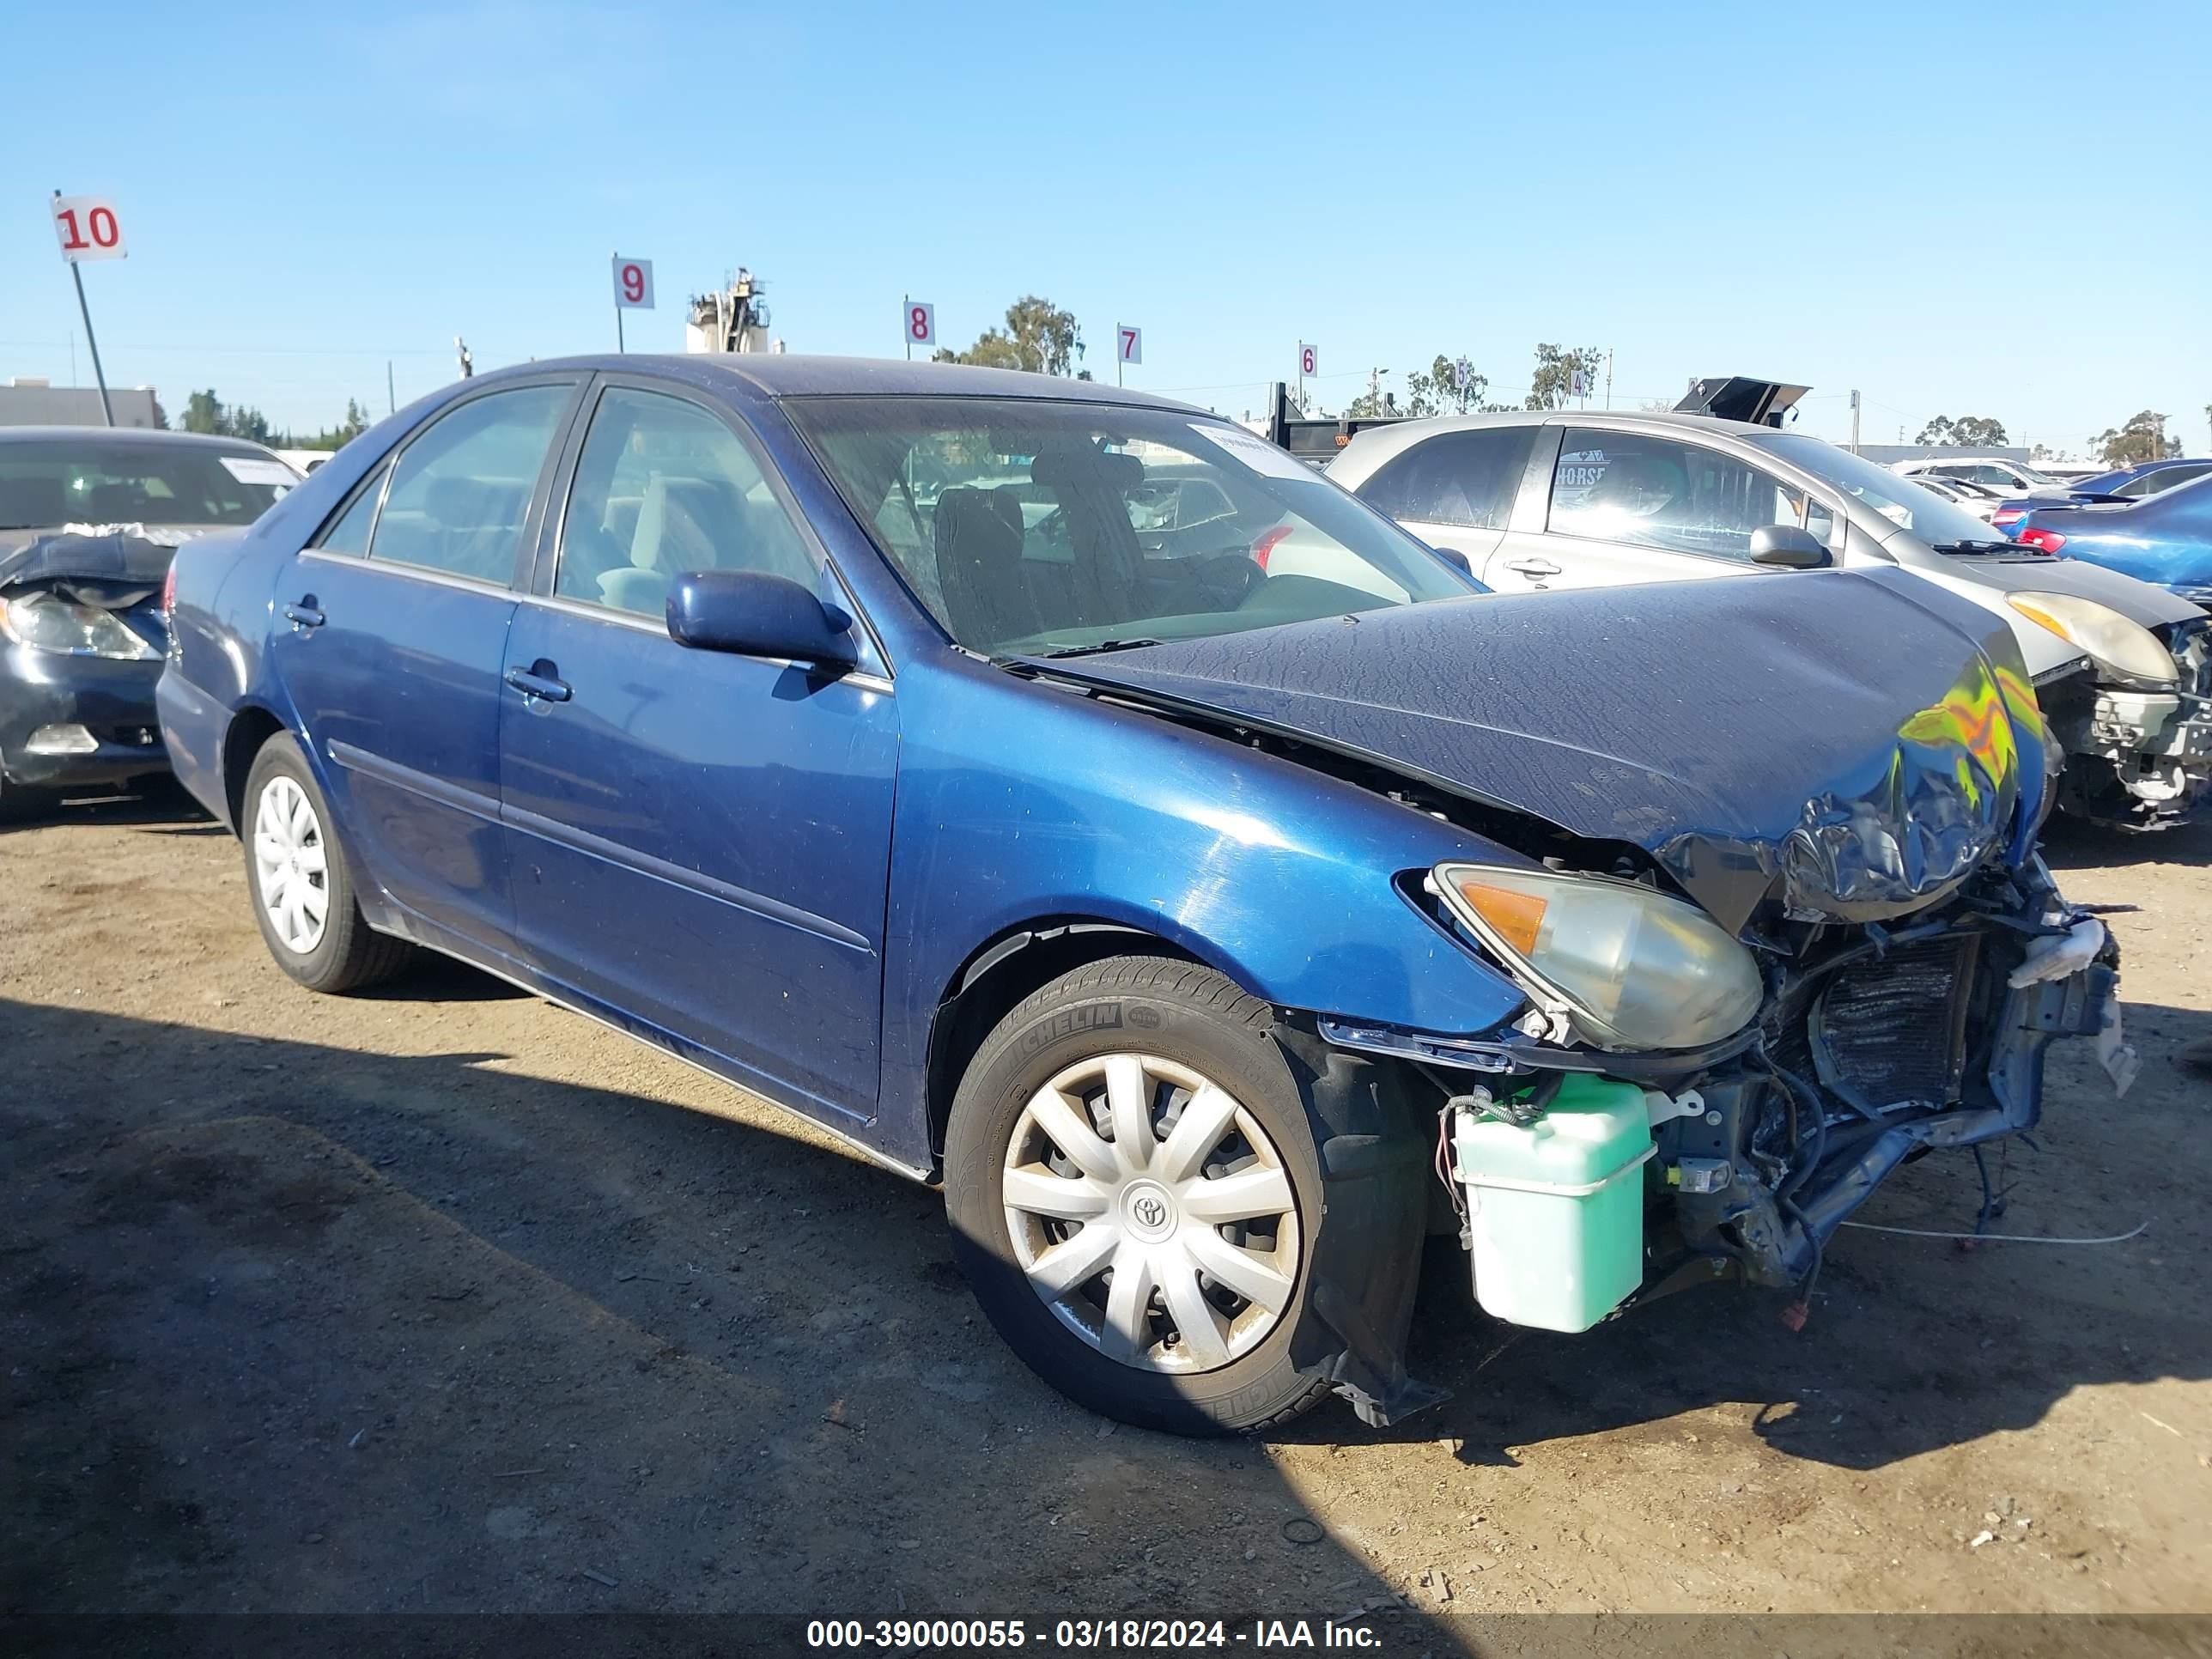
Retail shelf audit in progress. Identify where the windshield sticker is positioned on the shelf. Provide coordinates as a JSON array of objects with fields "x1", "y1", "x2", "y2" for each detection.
[
  {"x1": 1190, "y1": 422, "x2": 1319, "y2": 483},
  {"x1": 218, "y1": 456, "x2": 300, "y2": 488}
]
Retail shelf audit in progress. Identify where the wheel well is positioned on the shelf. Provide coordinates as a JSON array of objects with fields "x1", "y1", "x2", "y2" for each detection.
[
  {"x1": 924, "y1": 922, "x2": 1205, "y2": 1164},
  {"x1": 221, "y1": 706, "x2": 286, "y2": 834}
]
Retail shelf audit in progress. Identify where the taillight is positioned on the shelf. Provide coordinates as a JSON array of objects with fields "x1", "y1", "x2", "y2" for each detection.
[
  {"x1": 2017, "y1": 527, "x2": 2068, "y2": 554},
  {"x1": 1992, "y1": 508, "x2": 2025, "y2": 529},
  {"x1": 160, "y1": 562, "x2": 179, "y2": 619},
  {"x1": 1249, "y1": 525, "x2": 1295, "y2": 570}
]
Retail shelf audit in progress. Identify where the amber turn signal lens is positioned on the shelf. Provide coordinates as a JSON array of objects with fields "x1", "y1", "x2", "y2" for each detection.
[{"x1": 1450, "y1": 878, "x2": 1547, "y2": 957}]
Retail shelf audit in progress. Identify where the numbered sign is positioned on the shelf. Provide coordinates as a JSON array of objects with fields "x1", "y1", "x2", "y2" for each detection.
[
  {"x1": 611, "y1": 257, "x2": 655, "y2": 309},
  {"x1": 1570, "y1": 367, "x2": 1590, "y2": 398},
  {"x1": 1298, "y1": 343, "x2": 1317, "y2": 377},
  {"x1": 1454, "y1": 357, "x2": 1474, "y2": 391},
  {"x1": 905, "y1": 301, "x2": 936, "y2": 347},
  {"x1": 1117, "y1": 325, "x2": 1142, "y2": 366},
  {"x1": 52, "y1": 194, "x2": 126, "y2": 264}
]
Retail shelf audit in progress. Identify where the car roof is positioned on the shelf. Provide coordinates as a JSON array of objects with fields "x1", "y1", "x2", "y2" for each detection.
[
  {"x1": 471, "y1": 353, "x2": 1212, "y2": 414},
  {"x1": 0, "y1": 425, "x2": 281, "y2": 453},
  {"x1": 1328, "y1": 407, "x2": 1800, "y2": 479}
]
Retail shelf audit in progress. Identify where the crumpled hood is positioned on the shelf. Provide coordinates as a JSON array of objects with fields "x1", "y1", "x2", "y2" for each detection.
[
  {"x1": 1030, "y1": 568, "x2": 2048, "y2": 934},
  {"x1": 0, "y1": 526, "x2": 183, "y2": 592}
]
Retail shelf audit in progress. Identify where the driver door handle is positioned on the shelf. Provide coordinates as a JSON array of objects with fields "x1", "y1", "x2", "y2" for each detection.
[
  {"x1": 505, "y1": 665, "x2": 572, "y2": 703},
  {"x1": 1504, "y1": 558, "x2": 1561, "y2": 579},
  {"x1": 283, "y1": 601, "x2": 325, "y2": 629}
]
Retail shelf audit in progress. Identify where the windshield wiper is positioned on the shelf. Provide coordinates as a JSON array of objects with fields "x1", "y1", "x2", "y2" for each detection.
[{"x1": 1032, "y1": 638, "x2": 1166, "y2": 659}]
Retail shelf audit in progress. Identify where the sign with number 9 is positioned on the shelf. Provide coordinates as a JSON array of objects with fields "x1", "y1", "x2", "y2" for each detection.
[
  {"x1": 907, "y1": 302, "x2": 936, "y2": 346},
  {"x1": 611, "y1": 256, "x2": 655, "y2": 310},
  {"x1": 52, "y1": 194, "x2": 126, "y2": 264}
]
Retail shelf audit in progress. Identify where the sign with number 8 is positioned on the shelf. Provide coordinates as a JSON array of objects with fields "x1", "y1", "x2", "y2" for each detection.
[
  {"x1": 611, "y1": 257, "x2": 655, "y2": 310},
  {"x1": 906, "y1": 302, "x2": 936, "y2": 346},
  {"x1": 52, "y1": 194, "x2": 126, "y2": 264}
]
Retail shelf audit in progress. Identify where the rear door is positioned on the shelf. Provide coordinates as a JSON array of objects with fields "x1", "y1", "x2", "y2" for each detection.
[
  {"x1": 497, "y1": 379, "x2": 898, "y2": 1125},
  {"x1": 1346, "y1": 425, "x2": 1534, "y2": 573},
  {"x1": 272, "y1": 379, "x2": 581, "y2": 951},
  {"x1": 1484, "y1": 426, "x2": 1829, "y2": 593}
]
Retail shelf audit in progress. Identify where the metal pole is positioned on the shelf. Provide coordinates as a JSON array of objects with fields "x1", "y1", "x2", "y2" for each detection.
[
  {"x1": 387, "y1": 361, "x2": 395, "y2": 416},
  {"x1": 69, "y1": 263, "x2": 113, "y2": 427},
  {"x1": 617, "y1": 306, "x2": 626, "y2": 353},
  {"x1": 903, "y1": 295, "x2": 911, "y2": 362},
  {"x1": 1605, "y1": 349, "x2": 1613, "y2": 410},
  {"x1": 1850, "y1": 390, "x2": 1862, "y2": 456}
]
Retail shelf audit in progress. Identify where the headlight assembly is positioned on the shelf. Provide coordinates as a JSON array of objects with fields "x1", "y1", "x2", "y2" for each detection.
[
  {"x1": 0, "y1": 590, "x2": 161, "y2": 660},
  {"x1": 2006, "y1": 592, "x2": 2177, "y2": 687},
  {"x1": 1431, "y1": 863, "x2": 1764, "y2": 1052}
]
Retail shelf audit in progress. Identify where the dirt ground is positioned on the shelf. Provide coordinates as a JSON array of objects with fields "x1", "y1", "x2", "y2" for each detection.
[{"x1": 3, "y1": 792, "x2": 2209, "y2": 1643}]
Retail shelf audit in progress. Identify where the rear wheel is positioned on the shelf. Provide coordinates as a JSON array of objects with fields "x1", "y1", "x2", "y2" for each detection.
[
  {"x1": 945, "y1": 957, "x2": 1334, "y2": 1435},
  {"x1": 241, "y1": 733, "x2": 413, "y2": 994}
]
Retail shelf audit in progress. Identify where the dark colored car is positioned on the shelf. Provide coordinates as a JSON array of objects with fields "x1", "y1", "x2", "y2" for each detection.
[
  {"x1": 0, "y1": 427, "x2": 299, "y2": 819},
  {"x1": 2012, "y1": 473, "x2": 2212, "y2": 611},
  {"x1": 159, "y1": 356, "x2": 2122, "y2": 1436},
  {"x1": 1990, "y1": 458, "x2": 2212, "y2": 532}
]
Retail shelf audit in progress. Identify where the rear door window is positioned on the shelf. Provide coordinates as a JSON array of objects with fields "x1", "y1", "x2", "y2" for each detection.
[
  {"x1": 1353, "y1": 427, "x2": 1538, "y2": 530},
  {"x1": 368, "y1": 386, "x2": 571, "y2": 583},
  {"x1": 1547, "y1": 429, "x2": 1814, "y2": 561}
]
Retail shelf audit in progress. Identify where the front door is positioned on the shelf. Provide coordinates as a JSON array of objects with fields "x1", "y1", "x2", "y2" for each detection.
[
  {"x1": 272, "y1": 380, "x2": 580, "y2": 950},
  {"x1": 497, "y1": 383, "x2": 898, "y2": 1124},
  {"x1": 1482, "y1": 426, "x2": 1832, "y2": 593}
]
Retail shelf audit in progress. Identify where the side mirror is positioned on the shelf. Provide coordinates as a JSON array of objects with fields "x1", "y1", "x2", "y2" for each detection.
[
  {"x1": 1748, "y1": 524, "x2": 1832, "y2": 569},
  {"x1": 1428, "y1": 544, "x2": 1474, "y2": 576},
  {"x1": 665, "y1": 569, "x2": 858, "y2": 670}
]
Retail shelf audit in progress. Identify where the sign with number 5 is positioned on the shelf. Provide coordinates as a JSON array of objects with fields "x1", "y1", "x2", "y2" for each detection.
[
  {"x1": 1117, "y1": 325, "x2": 1142, "y2": 366},
  {"x1": 906, "y1": 302, "x2": 936, "y2": 346},
  {"x1": 52, "y1": 194, "x2": 126, "y2": 264},
  {"x1": 611, "y1": 257, "x2": 655, "y2": 309}
]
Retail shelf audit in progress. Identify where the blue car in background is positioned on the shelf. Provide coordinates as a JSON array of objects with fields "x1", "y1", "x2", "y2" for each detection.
[
  {"x1": 2012, "y1": 473, "x2": 2212, "y2": 610},
  {"x1": 157, "y1": 356, "x2": 2121, "y2": 1436},
  {"x1": 1990, "y1": 458, "x2": 2212, "y2": 533}
]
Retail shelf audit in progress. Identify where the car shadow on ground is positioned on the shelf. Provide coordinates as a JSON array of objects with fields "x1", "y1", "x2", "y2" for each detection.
[
  {"x1": 2042, "y1": 816, "x2": 2212, "y2": 870},
  {"x1": 0, "y1": 997, "x2": 1470, "y2": 1641},
  {"x1": 8, "y1": 987, "x2": 2209, "y2": 1626}
]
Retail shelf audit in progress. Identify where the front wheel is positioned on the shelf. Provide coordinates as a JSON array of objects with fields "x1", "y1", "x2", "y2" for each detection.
[
  {"x1": 945, "y1": 957, "x2": 1333, "y2": 1435},
  {"x1": 240, "y1": 732, "x2": 413, "y2": 994}
]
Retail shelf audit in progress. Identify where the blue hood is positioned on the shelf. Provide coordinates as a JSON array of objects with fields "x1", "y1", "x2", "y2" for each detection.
[{"x1": 1027, "y1": 568, "x2": 2047, "y2": 934}]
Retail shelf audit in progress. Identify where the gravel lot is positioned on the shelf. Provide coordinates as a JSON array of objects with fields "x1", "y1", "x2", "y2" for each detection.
[{"x1": 3, "y1": 792, "x2": 2209, "y2": 1641}]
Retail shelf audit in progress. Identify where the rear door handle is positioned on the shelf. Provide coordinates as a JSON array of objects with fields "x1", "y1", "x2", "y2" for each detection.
[
  {"x1": 504, "y1": 665, "x2": 572, "y2": 703},
  {"x1": 1504, "y1": 558, "x2": 1561, "y2": 578},
  {"x1": 283, "y1": 601, "x2": 325, "y2": 629}
]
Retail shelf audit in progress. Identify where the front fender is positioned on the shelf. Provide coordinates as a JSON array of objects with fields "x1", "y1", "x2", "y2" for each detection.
[{"x1": 878, "y1": 654, "x2": 1528, "y2": 1157}]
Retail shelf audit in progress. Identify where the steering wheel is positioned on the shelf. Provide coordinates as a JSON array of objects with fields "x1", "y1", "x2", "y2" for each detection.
[{"x1": 1184, "y1": 550, "x2": 1263, "y2": 609}]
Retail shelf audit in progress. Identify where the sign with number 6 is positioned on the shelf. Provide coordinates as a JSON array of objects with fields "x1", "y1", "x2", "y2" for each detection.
[
  {"x1": 1299, "y1": 343, "x2": 1316, "y2": 377},
  {"x1": 1117, "y1": 325, "x2": 1142, "y2": 366},
  {"x1": 611, "y1": 257, "x2": 655, "y2": 310},
  {"x1": 906, "y1": 302, "x2": 936, "y2": 347},
  {"x1": 52, "y1": 194, "x2": 126, "y2": 264}
]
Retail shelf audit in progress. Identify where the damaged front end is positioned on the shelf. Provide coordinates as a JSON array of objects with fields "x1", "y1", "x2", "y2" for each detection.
[{"x1": 2042, "y1": 616, "x2": 2212, "y2": 828}]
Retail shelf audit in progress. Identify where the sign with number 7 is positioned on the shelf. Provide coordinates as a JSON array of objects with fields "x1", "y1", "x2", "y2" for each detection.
[{"x1": 1116, "y1": 325, "x2": 1141, "y2": 366}]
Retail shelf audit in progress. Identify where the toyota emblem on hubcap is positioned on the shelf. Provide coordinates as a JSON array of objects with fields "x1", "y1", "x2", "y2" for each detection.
[{"x1": 1133, "y1": 1194, "x2": 1168, "y2": 1229}]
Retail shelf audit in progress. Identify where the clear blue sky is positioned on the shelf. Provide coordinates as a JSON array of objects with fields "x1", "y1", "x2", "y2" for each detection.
[{"x1": 5, "y1": 0, "x2": 2207, "y2": 455}]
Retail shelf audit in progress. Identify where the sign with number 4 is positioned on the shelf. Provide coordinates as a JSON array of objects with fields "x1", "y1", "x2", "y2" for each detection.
[
  {"x1": 1117, "y1": 325, "x2": 1142, "y2": 366},
  {"x1": 612, "y1": 257, "x2": 655, "y2": 309},
  {"x1": 52, "y1": 194, "x2": 126, "y2": 264},
  {"x1": 906, "y1": 302, "x2": 936, "y2": 347}
]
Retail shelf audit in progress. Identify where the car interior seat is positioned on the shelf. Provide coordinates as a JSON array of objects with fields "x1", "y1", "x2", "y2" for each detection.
[{"x1": 934, "y1": 486, "x2": 1042, "y2": 649}]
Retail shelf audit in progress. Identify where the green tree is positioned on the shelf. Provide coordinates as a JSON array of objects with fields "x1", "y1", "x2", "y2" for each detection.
[
  {"x1": 935, "y1": 295, "x2": 1085, "y2": 376},
  {"x1": 1405, "y1": 354, "x2": 1488, "y2": 416},
  {"x1": 1524, "y1": 343, "x2": 1604, "y2": 411},
  {"x1": 2094, "y1": 410, "x2": 2179, "y2": 466},
  {"x1": 181, "y1": 389, "x2": 225, "y2": 434},
  {"x1": 1917, "y1": 414, "x2": 2009, "y2": 447}
]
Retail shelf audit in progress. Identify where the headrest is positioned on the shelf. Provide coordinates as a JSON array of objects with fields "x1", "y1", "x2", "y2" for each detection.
[{"x1": 1028, "y1": 447, "x2": 1142, "y2": 489}]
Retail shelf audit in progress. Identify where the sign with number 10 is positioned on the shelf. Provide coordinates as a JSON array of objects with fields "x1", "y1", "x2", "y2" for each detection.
[
  {"x1": 611, "y1": 257, "x2": 655, "y2": 309},
  {"x1": 52, "y1": 194, "x2": 126, "y2": 264}
]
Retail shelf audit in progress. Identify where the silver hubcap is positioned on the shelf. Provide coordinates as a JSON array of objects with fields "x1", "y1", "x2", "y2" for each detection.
[
  {"x1": 1002, "y1": 1053, "x2": 1302, "y2": 1375},
  {"x1": 252, "y1": 775, "x2": 330, "y2": 955}
]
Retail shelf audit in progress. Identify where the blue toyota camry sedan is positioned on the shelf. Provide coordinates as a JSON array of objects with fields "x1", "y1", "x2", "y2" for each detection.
[{"x1": 158, "y1": 356, "x2": 2123, "y2": 1434}]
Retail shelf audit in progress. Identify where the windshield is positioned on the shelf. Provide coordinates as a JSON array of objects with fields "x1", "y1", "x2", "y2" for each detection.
[
  {"x1": 786, "y1": 396, "x2": 1477, "y2": 656},
  {"x1": 0, "y1": 438, "x2": 296, "y2": 532},
  {"x1": 1759, "y1": 434, "x2": 2002, "y2": 547}
]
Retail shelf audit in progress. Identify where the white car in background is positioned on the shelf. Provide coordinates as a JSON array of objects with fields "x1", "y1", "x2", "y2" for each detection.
[{"x1": 1894, "y1": 455, "x2": 2068, "y2": 497}]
